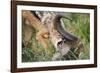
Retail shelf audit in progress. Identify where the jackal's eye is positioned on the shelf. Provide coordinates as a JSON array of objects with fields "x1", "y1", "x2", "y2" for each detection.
[{"x1": 57, "y1": 41, "x2": 64, "y2": 49}]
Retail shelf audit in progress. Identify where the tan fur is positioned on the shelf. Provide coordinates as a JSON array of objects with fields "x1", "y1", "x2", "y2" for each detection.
[{"x1": 22, "y1": 10, "x2": 49, "y2": 48}]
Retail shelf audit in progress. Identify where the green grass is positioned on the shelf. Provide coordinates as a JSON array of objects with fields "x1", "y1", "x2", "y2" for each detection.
[
  {"x1": 22, "y1": 12, "x2": 90, "y2": 62},
  {"x1": 62, "y1": 13, "x2": 90, "y2": 60}
]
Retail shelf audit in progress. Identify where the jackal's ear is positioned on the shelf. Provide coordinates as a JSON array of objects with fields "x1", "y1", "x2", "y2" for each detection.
[
  {"x1": 30, "y1": 11, "x2": 44, "y2": 20},
  {"x1": 35, "y1": 11, "x2": 44, "y2": 19},
  {"x1": 30, "y1": 11, "x2": 41, "y2": 20}
]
